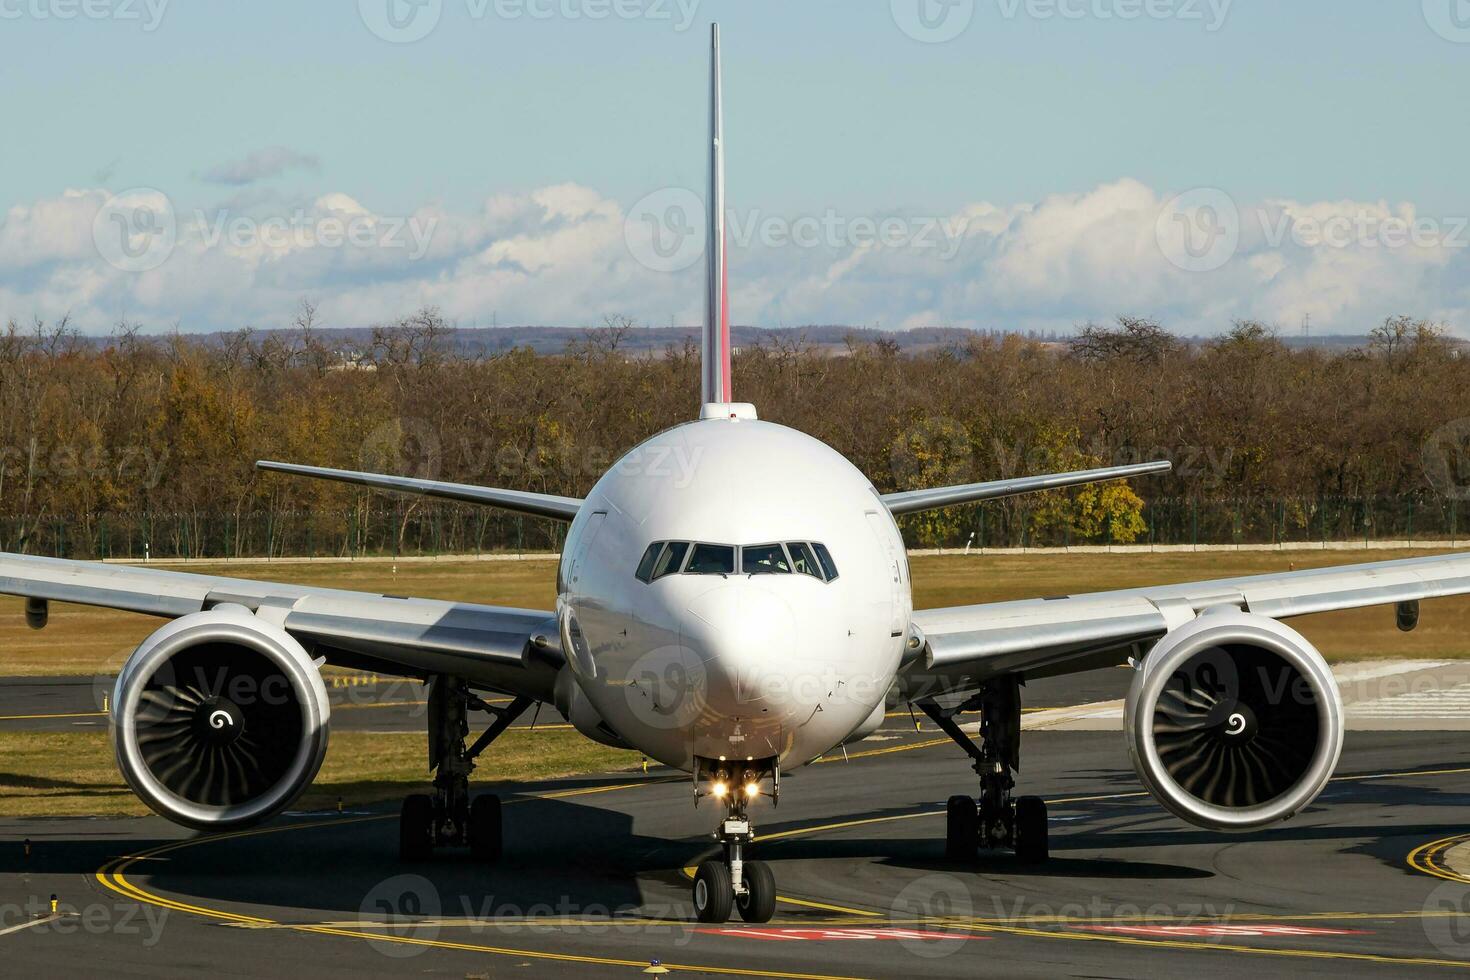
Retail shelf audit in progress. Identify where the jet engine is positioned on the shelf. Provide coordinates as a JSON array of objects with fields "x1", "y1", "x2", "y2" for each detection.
[
  {"x1": 111, "y1": 606, "x2": 330, "y2": 830},
  {"x1": 1125, "y1": 608, "x2": 1343, "y2": 830},
  {"x1": 841, "y1": 701, "x2": 886, "y2": 746}
]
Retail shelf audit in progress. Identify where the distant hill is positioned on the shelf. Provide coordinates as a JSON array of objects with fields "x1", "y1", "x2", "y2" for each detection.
[
  {"x1": 178, "y1": 324, "x2": 1009, "y2": 357},
  {"x1": 74, "y1": 323, "x2": 1466, "y2": 358}
]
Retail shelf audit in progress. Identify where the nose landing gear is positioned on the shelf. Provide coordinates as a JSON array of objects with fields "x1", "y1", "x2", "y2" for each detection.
[
  {"x1": 919, "y1": 677, "x2": 1049, "y2": 865},
  {"x1": 691, "y1": 759, "x2": 778, "y2": 923}
]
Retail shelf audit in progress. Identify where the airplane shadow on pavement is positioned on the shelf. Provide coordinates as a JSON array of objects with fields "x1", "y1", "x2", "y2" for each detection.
[{"x1": 2, "y1": 792, "x2": 712, "y2": 923}]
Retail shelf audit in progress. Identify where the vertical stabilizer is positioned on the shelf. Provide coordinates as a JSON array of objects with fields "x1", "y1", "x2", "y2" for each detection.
[{"x1": 701, "y1": 23, "x2": 731, "y2": 406}]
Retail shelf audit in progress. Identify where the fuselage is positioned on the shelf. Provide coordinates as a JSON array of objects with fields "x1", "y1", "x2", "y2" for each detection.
[{"x1": 554, "y1": 409, "x2": 912, "y2": 772}]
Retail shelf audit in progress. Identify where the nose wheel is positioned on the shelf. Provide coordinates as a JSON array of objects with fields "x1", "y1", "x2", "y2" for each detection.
[
  {"x1": 692, "y1": 836, "x2": 777, "y2": 923},
  {"x1": 693, "y1": 860, "x2": 733, "y2": 922},
  {"x1": 922, "y1": 677, "x2": 1049, "y2": 864},
  {"x1": 734, "y1": 857, "x2": 776, "y2": 922}
]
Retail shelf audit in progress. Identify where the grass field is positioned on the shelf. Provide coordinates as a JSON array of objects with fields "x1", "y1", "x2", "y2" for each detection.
[
  {"x1": 1, "y1": 549, "x2": 1465, "y2": 676},
  {"x1": 0, "y1": 728, "x2": 636, "y2": 820}
]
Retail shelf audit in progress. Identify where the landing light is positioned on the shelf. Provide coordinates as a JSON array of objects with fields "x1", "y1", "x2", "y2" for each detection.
[
  {"x1": 712, "y1": 781, "x2": 729, "y2": 799},
  {"x1": 744, "y1": 782, "x2": 759, "y2": 799}
]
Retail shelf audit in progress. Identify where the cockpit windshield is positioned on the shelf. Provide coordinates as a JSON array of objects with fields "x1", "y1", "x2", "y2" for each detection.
[
  {"x1": 637, "y1": 540, "x2": 837, "y2": 582},
  {"x1": 635, "y1": 541, "x2": 690, "y2": 582},
  {"x1": 686, "y1": 543, "x2": 736, "y2": 575},
  {"x1": 786, "y1": 541, "x2": 821, "y2": 579},
  {"x1": 652, "y1": 541, "x2": 689, "y2": 579},
  {"x1": 741, "y1": 544, "x2": 791, "y2": 574},
  {"x1": 813, "y1": 542, "x2": 839, "y2": 581}
]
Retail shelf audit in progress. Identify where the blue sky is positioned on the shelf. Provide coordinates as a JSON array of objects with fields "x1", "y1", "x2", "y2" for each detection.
[{"x1": 2, "y1": 1, "x2": 1468, "y2": 334}]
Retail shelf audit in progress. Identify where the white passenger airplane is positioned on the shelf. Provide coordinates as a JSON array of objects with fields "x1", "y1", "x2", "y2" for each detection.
[{"x1": 5, "y1": 24, "x2": 1470, "y2": 925}]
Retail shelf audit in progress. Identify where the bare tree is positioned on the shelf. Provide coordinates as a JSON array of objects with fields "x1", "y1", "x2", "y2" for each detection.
[{"x1": 1070, "y1": 316, "x2": 1182, "y2": 365}]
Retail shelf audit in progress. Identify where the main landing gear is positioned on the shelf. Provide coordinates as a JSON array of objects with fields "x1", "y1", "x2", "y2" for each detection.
[
  {"x1": 399, "y1": 676, "x2": 533, "y2": 863},
  {"x1": 918, "y1": 676, "x2": 1049, "y2": 865},
  {"x1": 691, "y1": 759, "x2": 779, "y2": 924}
]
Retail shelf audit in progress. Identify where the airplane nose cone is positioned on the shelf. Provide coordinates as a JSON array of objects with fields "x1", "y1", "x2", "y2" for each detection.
[
  {"x1": 670, "y1": 579, "x2": 877, "y2": 766},
  {"x1": 684, "y1": 581, "x2": 802, "y2": 715}
]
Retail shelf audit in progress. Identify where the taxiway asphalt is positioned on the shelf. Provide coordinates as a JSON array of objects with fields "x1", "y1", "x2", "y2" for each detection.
[{"x1": 5, "y1": 664, "x2": 1470, "y2": 977}]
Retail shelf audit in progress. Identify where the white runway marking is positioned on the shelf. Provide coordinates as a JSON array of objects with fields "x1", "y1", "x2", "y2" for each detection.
[
  {"x1": 1333, "y1": 660, "x2": 1455, "y2": 685},
  {"x1": 1347, "y1": 682, "x2": 1470, "y2": 718},
  {"x1": 0, "y1": 913, "x2": 70, "y2": 937}
]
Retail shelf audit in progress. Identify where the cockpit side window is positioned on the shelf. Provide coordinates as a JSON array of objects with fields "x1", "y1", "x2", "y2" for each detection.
[
  {"x1": 742, "y1": 543, "x2": 792, "y2": 574},
  {"x1": 685, "y1": 543, "x2": 736, "y2": 575},
  {"x1": 786, "y1": 541, "x2": 822, "y2": 579},
  {"x1": 652, "y1": 541, "x2": 690, "y2": 580},
  {"x1": 635, "y1": 542, "x2": 663, "y2": 583},
  {"x1": 813, "y1": 542, "x2": 839, "y2": 581}
]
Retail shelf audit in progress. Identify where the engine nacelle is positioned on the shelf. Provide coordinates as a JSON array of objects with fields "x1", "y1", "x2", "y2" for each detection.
[
  {"x1": 112, "y1": 606, "x2": 330, "y2": 830},
  {"x1": 1125, "y1": 609, "x2": 1343, "y2": 830},
  {"x1": 841, "y1": 701, "x2": 886, "y2": 746},
  {"x1": 554, "y1": 666, "x2": 631, "y2": 750}
]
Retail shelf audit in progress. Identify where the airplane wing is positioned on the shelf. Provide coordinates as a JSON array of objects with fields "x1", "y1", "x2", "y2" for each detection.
[
  {"x1": 0, "y1": 552, "x2": 562, "y2": 699},
  {"x1": 904, "y1": 551, "x2": 1470, "y2": 688},
  {"x1": 880, "y1": 460, "x2": 1171, "y2": 515},
  {"x1": 256, "y1": 461, "x2": 583, "y2": 522}
]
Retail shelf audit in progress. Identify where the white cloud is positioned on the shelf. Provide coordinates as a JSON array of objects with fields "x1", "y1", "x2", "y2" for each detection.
[
  {"x1": 0, "y1": 179, "x2": 1466, "y2": 337},
  {"x1": 0, "y1": 189, "x2": 110, "y2": 267}
]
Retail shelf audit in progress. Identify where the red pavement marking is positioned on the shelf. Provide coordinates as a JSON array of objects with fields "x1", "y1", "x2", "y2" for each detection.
[{"x1": 1076, "y1": 924, "x2": 1370, "y2": 939}]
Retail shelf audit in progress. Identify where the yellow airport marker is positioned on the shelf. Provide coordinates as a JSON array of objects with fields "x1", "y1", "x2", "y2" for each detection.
[
  {"x1": 49, "y1": 895, "x2": 57, "y2": 915},
  {"x1": 643, "y1": 959, "x2": 669, "y2": 975}
]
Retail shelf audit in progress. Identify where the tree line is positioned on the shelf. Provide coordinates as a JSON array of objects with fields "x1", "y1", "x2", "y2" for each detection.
[{"x1": 0, "y1": 309, "x2": 1465, "y2": 558}]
